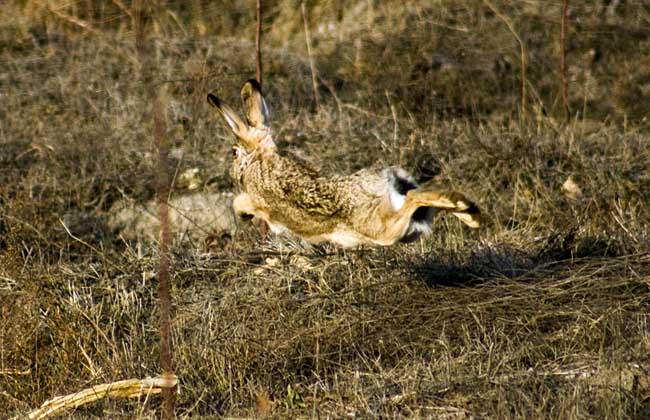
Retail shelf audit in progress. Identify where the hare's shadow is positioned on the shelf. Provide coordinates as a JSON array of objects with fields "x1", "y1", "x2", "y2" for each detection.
[
  {"x1": 408, "y1": 243, "x2": 535, "y2": 288},
  {"x1": 408, "y1": 234, "x2": 621, "y2": 288}
]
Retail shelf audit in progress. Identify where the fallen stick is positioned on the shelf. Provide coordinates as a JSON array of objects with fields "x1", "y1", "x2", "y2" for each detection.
[
  {"x1": 0, "y1": 368, "x2": 31, "y2": 376},
  {"x1": 24, "y1": 374, "x2": 177, "y2": 419}
]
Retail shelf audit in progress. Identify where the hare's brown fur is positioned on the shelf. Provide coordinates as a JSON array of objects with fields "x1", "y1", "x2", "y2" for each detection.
[{"x1": 208, "y1": 80, "x2": 481, "y2": 248}]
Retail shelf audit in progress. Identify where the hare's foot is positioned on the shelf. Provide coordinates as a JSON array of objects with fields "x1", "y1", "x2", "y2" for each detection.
[{"x1": 405, "y1": 189, "x2": 481, "y2": 228}]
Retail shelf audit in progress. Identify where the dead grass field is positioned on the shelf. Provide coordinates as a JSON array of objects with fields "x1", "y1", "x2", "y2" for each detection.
[{"x1": 1, "y1": 1, "x2": 650, "y2": 418}]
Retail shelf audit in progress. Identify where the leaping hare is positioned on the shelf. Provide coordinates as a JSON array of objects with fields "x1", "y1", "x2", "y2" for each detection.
[{"x1": 207, "y1": 80, "x2": 481, "y2": 248}]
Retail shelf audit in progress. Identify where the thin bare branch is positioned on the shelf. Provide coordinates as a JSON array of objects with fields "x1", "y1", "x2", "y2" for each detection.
[
  {"x1": 133, "y1": 0, "x2": 175, "y2": 417},
  {"x1": 483, "y1": 0, "x2": 527, "y2": 121}
]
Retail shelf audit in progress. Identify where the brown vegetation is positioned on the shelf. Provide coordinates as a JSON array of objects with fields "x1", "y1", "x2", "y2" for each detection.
[{"x1": 1, "y1": 1, "x2": 649, "y2": 418}]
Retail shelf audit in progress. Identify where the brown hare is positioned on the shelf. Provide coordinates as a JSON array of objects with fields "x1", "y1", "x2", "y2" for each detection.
[{"x1": 207, "y1": 80, "x2": 481, "y2": 248}]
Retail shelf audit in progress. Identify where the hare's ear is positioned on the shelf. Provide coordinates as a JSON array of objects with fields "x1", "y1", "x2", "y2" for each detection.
[
  {"x1": 240, "y1": 79, "x2": 269, "y2": 129},
  {"x1": 207, "y1": 93, "x2": 248, "y2": 138}
]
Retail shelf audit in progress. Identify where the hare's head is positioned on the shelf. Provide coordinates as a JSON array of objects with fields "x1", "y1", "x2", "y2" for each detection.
[{"x1": 208, "y1": 80, "x2": 276, "y2": 181}]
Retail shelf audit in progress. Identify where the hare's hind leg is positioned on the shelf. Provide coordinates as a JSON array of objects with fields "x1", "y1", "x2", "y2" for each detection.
[{"x1": 403, "y1": 189, "x2": 481, "y2": 228}]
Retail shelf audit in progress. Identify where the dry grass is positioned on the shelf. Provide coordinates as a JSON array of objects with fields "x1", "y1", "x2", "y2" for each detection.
[{"x1": 1, "y1": 1, "x2": 650, "y2": 418}]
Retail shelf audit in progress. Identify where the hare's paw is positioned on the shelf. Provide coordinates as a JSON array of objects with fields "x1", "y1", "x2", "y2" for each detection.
[
  {"x1": 233, "y1": 193, "x2": 256, "y2": 216},
  {"x1": 238, "y1": 213, "x2": 254, "y2": 221},
  {"x1": 451, "y1": 210, "x2": 481, "y2": 228}
]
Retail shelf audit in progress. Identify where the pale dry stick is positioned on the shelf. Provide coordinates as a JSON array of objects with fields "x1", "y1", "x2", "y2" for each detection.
[
  {"x1": 23, "y1": 375, "x2": 177, "y2": 420},
  {"x1": 0, "y1": 368, "x2": 31, "y2": 375},
  {"x1": 483, "y1": 0, "x2": 527, "y2": 121},
  {"x1": 301, "y1": 2, "x2": 320, "y2": 109}
]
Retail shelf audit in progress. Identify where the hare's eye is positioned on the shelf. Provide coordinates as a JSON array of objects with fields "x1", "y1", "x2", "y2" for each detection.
[{"x1": 232, "y1": 147, "x2": 238, "y2": 158}]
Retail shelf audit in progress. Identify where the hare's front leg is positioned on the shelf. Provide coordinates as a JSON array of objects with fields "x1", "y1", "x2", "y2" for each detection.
[
  {"x1": 233, "y1": 193, "x2": 256, "y2": 220},
  {"x1": 233, "y1": 193, "x2": 270, "y2": 238}
]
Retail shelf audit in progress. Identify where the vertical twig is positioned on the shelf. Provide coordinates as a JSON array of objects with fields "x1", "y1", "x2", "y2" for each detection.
[
  {"x1": 483, "y1": 0, "x2": 526, "y2": 122},
  {"x1": 385, "y1": 90, "x2": 400, "y2": 163},
  {"x1": 255, "y1": 0, "x2": 263, "y2": 86},
  {"x1": 301, "y1": 2, "x2": 320, "y2": 109},
  {"x1": 85, "y1": 0, "x2": 93, "y2": 23},
  {"x1": 560, "y1": 0, "x2": 570, "y2": 121},
  {"x1": 133, "y1": 1, "x2": 175, "y2": 418}
]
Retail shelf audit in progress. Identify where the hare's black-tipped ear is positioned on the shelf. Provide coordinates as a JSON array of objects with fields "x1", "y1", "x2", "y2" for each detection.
[
  {"x1": 240, "y1": 79, "x2": 269, "y2": 129},
  {"x1": 207, "y1": 93, "x2": 248, "y2": 138},
  {"x1": 207, "y1": 93, "x2": 221, "y2": 108}
]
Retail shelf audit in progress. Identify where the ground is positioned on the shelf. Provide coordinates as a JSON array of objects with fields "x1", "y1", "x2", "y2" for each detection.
[{"x1": 1, "y1": 1, "x2": 649, "y2": 418}]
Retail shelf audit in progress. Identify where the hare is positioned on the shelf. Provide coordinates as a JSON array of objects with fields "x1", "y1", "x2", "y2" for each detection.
[{"x1": 207, "y1": 80, "x2": 481, "y2": 248}]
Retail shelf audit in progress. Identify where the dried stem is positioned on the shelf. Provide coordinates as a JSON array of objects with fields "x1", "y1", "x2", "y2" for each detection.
[
  {"x1": 46, "y1": 4, "x2": 98, "y2": 33},
  {"x1": 133, "y1": 1, "x2": 175, "y2": 418},
  {"x1": 560, "y1": 0, "x2": 570, "y2": 121},
  {"x1": 301, "y1": 2, "x2": 320, "y2": 109},
  {"x1": 385, "y1": 90, "x2": 400, "y2": 163},
  {"x1": 112, "y1": 0, "x2": 134, "y2": 20}
]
